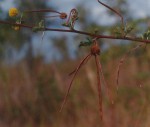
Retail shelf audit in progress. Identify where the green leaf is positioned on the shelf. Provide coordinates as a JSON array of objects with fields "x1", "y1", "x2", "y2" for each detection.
[
  {"x1": 142, "y1": 29, "x2": 150, "y2": 40},
  {"x1": 79, "y1": 38, "x2": 92, "y2": 47}
]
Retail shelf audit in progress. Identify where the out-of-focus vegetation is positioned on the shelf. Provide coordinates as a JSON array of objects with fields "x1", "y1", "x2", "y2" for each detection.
[
  {"x1": 0, "y1": 50, "x2": 150, "y2": 127},
  {"x1": 0, "y1": 0, "x2": 150, "y2": 127}
]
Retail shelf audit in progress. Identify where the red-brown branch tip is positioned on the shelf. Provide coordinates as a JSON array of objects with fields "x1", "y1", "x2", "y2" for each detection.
[
  {"x1": 24, "y1": 9, "x2": 61, "y2": 14},
  {"x1": 97, "y1": 0, "x2": 124, "y2": 27},
  {"x1": 95, "y1": 55, "x2": 103, "y2": 120},
  {"x1": 116, "y1": 44, "x2": 144, "y2": 91},
  {"x1": 59, "y1": 53, "x2": 91, "y2": 112}
]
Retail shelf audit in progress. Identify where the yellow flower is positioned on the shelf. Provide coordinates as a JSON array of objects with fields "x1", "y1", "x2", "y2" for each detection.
[{"x1": 9, "y1": 8, "x2": 19, "y2": 17}]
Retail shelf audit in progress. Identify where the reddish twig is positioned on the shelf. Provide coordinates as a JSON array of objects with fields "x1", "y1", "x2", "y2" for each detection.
[
  {"x1": 24, "y1": 9, "x2": 62, "y2": 14},
  {"x1": 95, "y1": 55, "x2": 103, "y2": 120},
  {"x1": 97, "y1": 0, "x2": 124, "y2": 27},
  {"x1": 59, "y1": 53, "x2": 91, "y2": 112},
  {"x1": 69, "y1": 55, "x2": 92, "y2": 76},
  {"x1": 116, "y1": 44, "x2": 144, "y2": 91},
  {"x1": 24, "y1": 9, "x2": 67, "y2": 19},
  {"x1": 0, "y1": 20, "x2": 150, "y2": 44},
  {"x1": 60, "y1": 39, "x2": 107, "y2": 120},
  {"x1": 97, "y1": 58, "x2": 114, "y2": 105}
]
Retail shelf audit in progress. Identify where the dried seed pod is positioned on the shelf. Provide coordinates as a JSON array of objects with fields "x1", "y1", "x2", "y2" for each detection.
[
  {"x1": 60, "y1": 13, "x2": 67, "y2": 19},
  {"x1": 91, "y1": 44, "x2": 100, "y2": 55}
]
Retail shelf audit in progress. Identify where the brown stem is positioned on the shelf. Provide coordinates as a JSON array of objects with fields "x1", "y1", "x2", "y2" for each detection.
[
  {"x1": 44, "y1": 15, "x2": 60, "y2": 18},
  {"x1": 0, "y1": 20, "x2": 150, "y2": 44},
  {"x1": 97, "y1": 0, "x2": 124, "y2": 27},
  {"x1": 69, "y1": 55, "x2": 92, "y2": 76},
  {"x1": 97, "y1": 58, "x2": 114, "y2": 105},
  {"x1": 66, "y1": 9, "x2": 72, "y2": 25},
  {"x1": 59, "y1": 53, "x2": 91, "y2": 112},
  {"x1": 24, "y1": 9, "x2": 61, "y2": 14},
  {"x1": 116, "y1": 44, "x2": 144, "y2": 91},
  {"x1": 95, "y1": 55, "x2": 103, "y2": 120},
  {"x1": 0, "y1": 20, "x2": 33, "y2": 29}
]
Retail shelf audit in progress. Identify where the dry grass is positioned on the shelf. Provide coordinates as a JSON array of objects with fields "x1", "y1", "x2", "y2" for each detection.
[{"x1": 0, "y1": 55, "x2": 150, "y2": 127}]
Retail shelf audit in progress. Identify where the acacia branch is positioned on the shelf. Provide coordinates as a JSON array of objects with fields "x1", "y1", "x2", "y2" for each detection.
[{"x1": 0, "y1": 20, "x2": 150, "y2": 44}]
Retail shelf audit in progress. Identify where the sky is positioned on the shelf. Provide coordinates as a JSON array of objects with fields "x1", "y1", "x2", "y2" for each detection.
[
  {"x1": 0, "y1": 0, "x2": 150, "y2": 62},
  {"x1": 1, "y1": 0, "x2": 150, "y2": 19},
  {"x1": 49, "y1": 0, "x2": 150, "y2": 20},
  {"x1": 1, "y1": 0, "x2": 150, "y2": 26}
]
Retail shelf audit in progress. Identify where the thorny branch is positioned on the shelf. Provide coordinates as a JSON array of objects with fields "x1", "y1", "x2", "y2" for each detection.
[
  {"x1": 0, "y1": 20, "x2": 150, "y2": 44},
  {"x1": 0, "y1": 0, "x2": 150, "y2": 121}
]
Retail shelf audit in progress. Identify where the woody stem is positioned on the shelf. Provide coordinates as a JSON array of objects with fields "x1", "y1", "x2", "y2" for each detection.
[{"x1": 95, "y1": 55, "x2": 103, "y2": 120}]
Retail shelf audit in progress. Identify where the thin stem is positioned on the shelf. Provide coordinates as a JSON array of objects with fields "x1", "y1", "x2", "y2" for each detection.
[
  {"x1": 97, "y1": 57, "x2": 114, "y2": 105},
  {"x1": 0, "y1": 20, "x2": 150, "y2": 44},
  {"x1": 97, "y1": 0, "x2": 124, "y2": 27},
  {"x1": 44, "y1": 29, "x2": 150, "y2": 44},
  {"x1": 59, "y1": 53, "x2": 91, "y2": 112},
  {"x1": 0, "y1": 20, "x2": 32, "y2": 29},
  {"x1": 66, "y1": 9, "x2": 72, "y2": 25},
  {"x1": 116, "y1": 44, "x2": 144, "y2": 91},
  {"x1": 95, "y1": 55, "x2": 103, "y2": 120},
  {"x1": 69, "y1": 55, "x2": 92, "y2": 76},
  {"x1": 44, "y1": 15, "x2": 60, "y2": 18},
  {"x1": 24, "y1": 9, "x2": 61, "y2": 14}
]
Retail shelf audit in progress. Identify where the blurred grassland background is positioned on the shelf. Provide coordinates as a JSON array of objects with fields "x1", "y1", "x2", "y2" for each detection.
[{"x1": 0, "y1": 0, "x2": 150, "y2": 127}]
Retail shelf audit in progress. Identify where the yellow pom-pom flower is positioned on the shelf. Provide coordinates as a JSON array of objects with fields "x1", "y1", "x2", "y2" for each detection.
[{"x1": 9, "y1": 8, "x2": 19, "y2": 17}]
